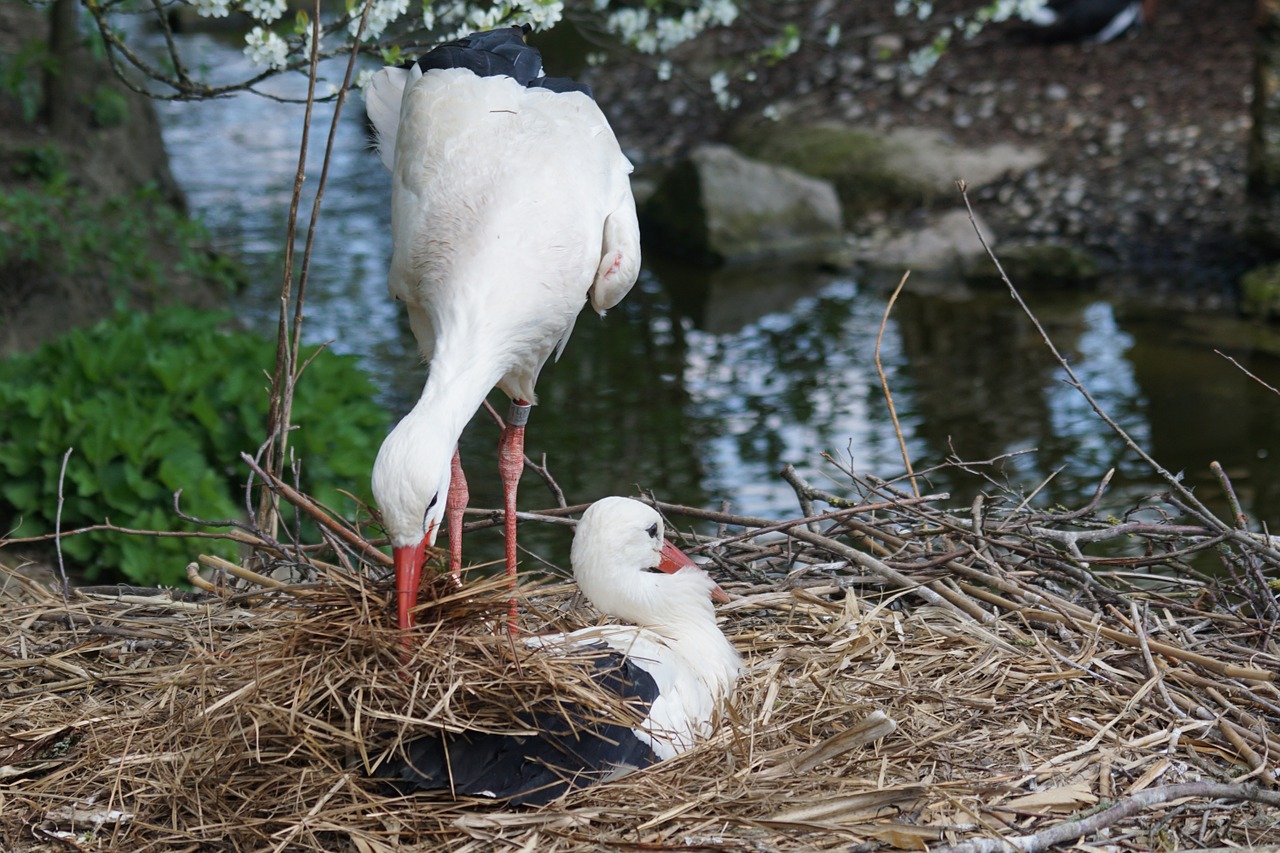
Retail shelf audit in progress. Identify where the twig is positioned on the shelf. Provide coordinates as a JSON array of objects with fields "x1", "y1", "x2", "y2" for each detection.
[
  {"x1": 197, "y1": 554, "x2": 286, "y2": 590},
  {"x1": 1215, "y1": 349, "x2": 1280, "y2": 396},
  {"x1": 241, "y1": 453, "x2": 392, "y2": 567},
  {"x1": 1131, "y1": 600, "x2": 1184, "y2": 718},
  {"x1": 527, "y1": 453, "x2": 568, "y2": 508},
  {"x1": 958, "y1": 583, "x2": 1276, "y2": 682},
  {"x1": 54, "y1": 447, "x2": 73, "y2": 602},
  {"x1": 932, "y1": 781, "x2": 1280, "y2": 853},
  {"x1": 875, "y1": 271, "x2": 919, "y2": 498},
  {"x1": 260, "y1": 0, "x2": 370, "y2": 538},
  {"x1": 959, "y1": 185, "x2": 1231, "y2": 537}
]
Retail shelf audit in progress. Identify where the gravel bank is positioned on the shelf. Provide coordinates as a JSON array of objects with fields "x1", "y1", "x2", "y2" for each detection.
[{"x1": 589, "y1": 0, "x2": 1259, "y2": 302}]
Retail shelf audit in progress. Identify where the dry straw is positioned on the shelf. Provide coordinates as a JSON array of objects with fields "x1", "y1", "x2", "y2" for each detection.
[{"x1": 3, "y1": 462, "x2": 1280, "y2": 852}]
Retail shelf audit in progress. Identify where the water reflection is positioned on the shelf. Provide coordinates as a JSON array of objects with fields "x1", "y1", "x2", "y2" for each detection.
[{"x1": 151, "y1": 36, "x2": 1280, "y2": 573}]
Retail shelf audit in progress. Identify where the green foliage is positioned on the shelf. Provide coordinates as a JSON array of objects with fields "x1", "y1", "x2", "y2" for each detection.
[
  {"x1": 0, "y1": 37, "x2": 52, "y2": 124},
  {"x1": 87, "y1": 85, "x2": 128, "y2": 128},
  {"x1": 11, "y1": 143, "x2": 64, "y2": 182},
  {"x1": 0, "y1": 308, "x2": 387, "y2": 586},
  {"x1": 0, "y1": 160, "x2": 242, "y2": 296}
]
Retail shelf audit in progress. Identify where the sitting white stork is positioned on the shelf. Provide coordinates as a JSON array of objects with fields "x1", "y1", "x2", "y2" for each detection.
[
  {"x1": 377, "y1": 497, "x2": 741, "y2": 805},
  {"x1": 364, "y1": 26, "x2": 642, "y2": 635}
]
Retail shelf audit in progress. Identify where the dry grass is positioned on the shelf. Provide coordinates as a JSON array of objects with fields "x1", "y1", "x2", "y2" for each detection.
[{"x1": 3, "y1": 479, "x2": 1280, "y2": 852}]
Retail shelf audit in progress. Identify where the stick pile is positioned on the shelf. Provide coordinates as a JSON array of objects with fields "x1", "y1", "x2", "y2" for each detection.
[{"x1": 3, "y1": 465, "x2": 1279, "y2": 852}]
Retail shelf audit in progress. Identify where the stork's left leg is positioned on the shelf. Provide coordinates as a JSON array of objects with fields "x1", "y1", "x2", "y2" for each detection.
[
  {"x1": 497, "y1": 400, "x2": 531, "y2": 636},
  {"x1": 445, "y1": 448, "x2": 468, "y2": 585}
]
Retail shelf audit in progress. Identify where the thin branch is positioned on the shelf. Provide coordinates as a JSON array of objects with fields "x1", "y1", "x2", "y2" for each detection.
[
  {"x1": 241, "y1": 453, "x2": 392, "y2": 567},
  {"x1": 1215, "y1": 349, "x2": 1280, "y2": 396},
  {"x1": 932, "y1": 782, "x2": 1280, "y2": 853},
  {"x1": 875, "y1": 271, "x2": 919, "y2": 497},
  {"x1": 54, "y1": 447, "x2": 73, "y2": 601},
  {"x1": 959, "y1": 184, "x2": 1227, "y2": 534}
]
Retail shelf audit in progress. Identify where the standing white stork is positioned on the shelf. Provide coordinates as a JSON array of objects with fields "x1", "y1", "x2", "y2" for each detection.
[
  {"x1": 364, "y1": 26, "x2": 641, "y2": 634},
  {"x1": 378, "y1": 497, "x2": 740, "y2": 805}
]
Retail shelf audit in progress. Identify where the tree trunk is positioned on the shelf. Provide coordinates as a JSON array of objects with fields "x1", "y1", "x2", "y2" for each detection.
[{"x1": 42, "y1": 0, "x2": 80, "y2": 135}]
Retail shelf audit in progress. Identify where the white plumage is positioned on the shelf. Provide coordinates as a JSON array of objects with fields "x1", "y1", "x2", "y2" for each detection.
[
  {"x1": 380, "y1": 496, "x2": 740, "y2": 803},
  {"x1": 531, "y1": 496, "x2": 741, "y2": 759},
  {"x1": 363, "y1": 29, "x2": 642, "y2": 632}
]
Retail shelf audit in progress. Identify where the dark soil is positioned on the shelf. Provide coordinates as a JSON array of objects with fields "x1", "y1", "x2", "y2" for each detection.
[
  {"x1": 0, "y1": 2, "x2": 227, "y2": 356},
  {"x1": 589, "y1": 0, "x2": 1260, "y2": 302}
]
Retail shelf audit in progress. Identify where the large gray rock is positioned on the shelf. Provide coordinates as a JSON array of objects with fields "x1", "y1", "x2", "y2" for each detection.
[
  {"x1": 854, "y1": 208, "x2": 995, "y2": 274},
  {"x1": 733, "y1": 120, "x2": 1044, "y2": 223},
  {"x1": 641, "y1": 144, "x2": 845, "y2": 265},
  {"x1": 883, "y1": 127, "x2": 1045, "y2": 196}
]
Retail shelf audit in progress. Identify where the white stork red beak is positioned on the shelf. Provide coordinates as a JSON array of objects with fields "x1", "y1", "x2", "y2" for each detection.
[
  {"x1": 394, "y1": 537, "x2": 429, "y2": 631},
  {"x1": 395, "y1": 531, "x2": 726, "y2": 633},
  {"x1": 657, "y1": 540, "x2": 732, "y2": 604}
]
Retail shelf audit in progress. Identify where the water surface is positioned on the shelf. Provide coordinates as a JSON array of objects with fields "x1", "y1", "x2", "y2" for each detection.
[{"x1": 153, "y1": 36, "x2": 1280, "y2": 570}]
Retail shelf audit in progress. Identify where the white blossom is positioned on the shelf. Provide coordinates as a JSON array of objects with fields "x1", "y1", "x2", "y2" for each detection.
[
  {"x1": 191, "y1": 0, "x2": 231, "y2": 18},
  {"x1": 606, "y1": 2, "x2": 737, "y2": 55},
  {"x1": 355, "y1": 67, "x2": 379, "y2": 92},
  {"x1": 708, "y1": 70, "x2": 738, "y2": 109},
  {"x1": 607, "y1": 8, "x2": 650, "y2": 42},
  {"x1": 656, "y1": 59, "x2": 672, "y2": 82},
  {"x1": 907, "y1": 43, "x2": 943, "y2": 75},
  {"x1": 515, "y1": 0, "x2": 564, "y2": 30},
  {"x1": 244, "y1": 26, "x2": 289, "y2": 70},
  {"x1": 348, "y1": 0, "x2": 409, "y2": 41},
  {"x1": 302, "y1": 23, "x2": 321, "y2": 59},
  {"x1": 703, "y1": 0, "x2": 738, "y2": 27},
  {"x1": 776, "y1": 27, "x2": 800, "y2": 58},
  {"x1": 241, "y1": 0, "x2": 286, "y2": 23},
  {"x1": 825, "y1": 23, "x2": 841, "y2": 47},
  {"x1": 464, "y1": 6, "x2": 506, "y2": 31},
  {"x1": 761, "y1": 103, "x2": 781, "y2": 122}
]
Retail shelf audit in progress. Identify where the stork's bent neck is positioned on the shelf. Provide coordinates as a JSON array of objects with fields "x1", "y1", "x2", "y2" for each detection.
[{"x1": 372, "y1": 349, "x2": 507, "y2": 550}]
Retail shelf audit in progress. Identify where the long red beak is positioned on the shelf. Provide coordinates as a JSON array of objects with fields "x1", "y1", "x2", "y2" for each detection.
[
  {"x1": 394, "y1": 537, "x2": 428, "y2": 631},
  {"x1": 658, "y1": 540, "x2": 731, "y2": 604}
]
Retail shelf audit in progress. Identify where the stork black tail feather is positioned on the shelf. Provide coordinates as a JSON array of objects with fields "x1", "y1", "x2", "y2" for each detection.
[
  {"x1": 377, "y1": 651, "x2": 659, "y2": 806},
  {"x1": 403, "y1": 24, "x2": 593, "y2": 99}
]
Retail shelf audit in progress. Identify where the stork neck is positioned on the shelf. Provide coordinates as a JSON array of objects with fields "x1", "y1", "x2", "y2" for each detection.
[
  {"x1": 373, "y1": 344, "x2": 507, "y2": 549},
  {"x1": 392, "y1": 347, "x2": 507, "y2": 480}
]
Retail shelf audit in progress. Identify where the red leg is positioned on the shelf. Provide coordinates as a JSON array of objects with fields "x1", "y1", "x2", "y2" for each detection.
[
  {"x1": 497, "y1": 400, "x2": 530, "y2": 636},
  {"x1": 445, "y1": 447, "x2": 468, "y2": 585}
]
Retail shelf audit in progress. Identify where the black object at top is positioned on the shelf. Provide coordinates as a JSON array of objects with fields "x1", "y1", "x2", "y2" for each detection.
[{"x1": 405, "y1": 24, "x2": 594, "y2": 99}]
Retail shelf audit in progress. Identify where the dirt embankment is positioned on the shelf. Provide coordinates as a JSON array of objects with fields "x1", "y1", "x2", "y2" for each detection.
[{"x1": 0, "y1": 2, "x2": 226, "y2": 355}]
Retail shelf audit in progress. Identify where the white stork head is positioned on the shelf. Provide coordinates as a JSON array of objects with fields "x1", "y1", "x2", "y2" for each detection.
[
  {"x1": 371, "y1": 408, "x2": 455, "y2": 631},
  {"x1": 570, "y1": 497, "x2": 730, "y2": 629}
]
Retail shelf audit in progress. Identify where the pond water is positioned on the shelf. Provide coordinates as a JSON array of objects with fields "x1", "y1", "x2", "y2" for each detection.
[{"x1": 153, "y1": 34, "x2": 1280, "y2": 569}]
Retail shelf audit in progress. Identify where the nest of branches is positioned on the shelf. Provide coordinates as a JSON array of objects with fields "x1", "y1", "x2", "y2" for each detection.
[
  {"x1": 4, "y1": 231, "x2": 1280, "y2": 850},
  {"x1": 3, "y1": 442, "x2": 1280, "y2": 852}
]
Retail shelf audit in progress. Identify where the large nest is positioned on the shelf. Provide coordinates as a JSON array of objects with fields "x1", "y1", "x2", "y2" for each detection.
[{"x1": 3, "y1": 458, "x2": 1280, "y2": 852}]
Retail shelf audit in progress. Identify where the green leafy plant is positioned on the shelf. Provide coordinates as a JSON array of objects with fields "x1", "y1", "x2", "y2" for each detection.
[
  {"x1": 87, "y1": 84, "x2": 128, "y2": 128},
  {"x1": 0, "y1": 308, "x2": 387, "y2": 586},
  {"x1": 0, "y1": 38, "x2": 52, "y2": 124}
]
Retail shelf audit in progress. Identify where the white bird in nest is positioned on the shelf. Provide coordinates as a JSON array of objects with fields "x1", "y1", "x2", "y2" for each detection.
[
  {"x1": 377, "y1": 497, "x2": 741, "y2": 805},
  {"x1": 364, "y1": 26, "x2": 641, "y2": 635}
]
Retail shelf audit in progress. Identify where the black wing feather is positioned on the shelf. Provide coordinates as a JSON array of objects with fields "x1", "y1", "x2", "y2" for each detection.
[
  {"x1": 378, "y1": 648, "x2": 660, "y2": 806},
  {"x1": 404, "y1": 24, "x2": 594, "y2": 100}
]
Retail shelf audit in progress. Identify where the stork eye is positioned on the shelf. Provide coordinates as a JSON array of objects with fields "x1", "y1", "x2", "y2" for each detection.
[{"x1": 646, "y1": 523, "x2": 658, "y2": 539}]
